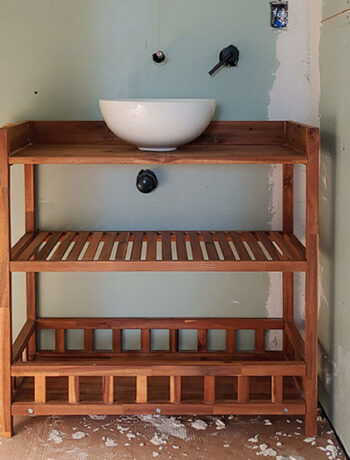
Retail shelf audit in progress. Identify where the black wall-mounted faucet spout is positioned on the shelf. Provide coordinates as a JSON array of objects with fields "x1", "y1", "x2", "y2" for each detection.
[{"x1": 209, "y1": 45, "x2": 240, "y2": 76}]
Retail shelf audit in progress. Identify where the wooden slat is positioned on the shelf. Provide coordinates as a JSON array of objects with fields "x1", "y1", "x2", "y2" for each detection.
[
  {"x1": 37, "y1": 317, "x2": 284, "y2": 331},
  {"x1": 175, "y1": 232, "x2": 187, "y2": 261},
  {"x1": 273, "y1": 232, "x2": 303, "y2": 261},
  {"x1": 146, "y1": 232, "x2": 157, "y2": 261},
  {"x1": 66, "y1": 232, "x2": 89, "y2": 261},
  {"x1": 12, "y1": 360, "x2": 306, "y2": 377},
  {"x1": 103, "y1": 376, "x2": 114, "y2": 404},
  {"x1": 130, "y1": 232, "x2": 143, "y2": 260},
  {"x1": 266, "y1": 233, "x2": 288, "y2": 261},
  {"x1": 285, "y1": 321, "x2": 305, "y2": 359},
  {"x1": 141, "y1": 329, "x2": 151, "y2": 353},
  {"x1": 187, "y1": 232, "x2": 203, "y2": 260},
  {"x1": 68, "y1": 376, "x2": 80, "y2": 403},
  {"x1": 55, "y1": 329, "x2": 65, "y2": 353},
  {"x1": 12, "y1": 320, "x2": 36, "y2": 362},
  {"x1": 241, "y1": 232, "x2": 267, "y2": 261},
  {"x1": 83, "y1": 232, "x2": 103, "y2": 261},
  {"x1": 36, "y1": 232, "x2": 62, "y2": 260},
  {"x1": 11, "y1": 233, "x2": 35, "y2": 260},
  {"x1": 161, "y1": 232, "x2": 172, "y2": 261},
  {"x1": 215, "y1": 232, "x2": 235, "y2": 260},
  {"x1": 226, "y1": 330, "x2": 236, "y2": 353},
  {"x1": 12, "y1": 401, "x2": 306, "y2": 417},
  {"x1": 99, "y1": 232, "x2": 117, "y2": 261},
  {"x1": 272, "y1": 376, "x2": 283, "y2": 404},
  {"x1": 112, "y1": 329, "x2": 122, "y2": 353},
  {"x1": 34, "y1": 376, "x2": 46, "y2": 403},
  {"x1": 204, "y1": 376, "x2": 215, "y2": 403},
  {"x1": 254, "y1": 231, "x2": 283, "y2": 261},
  {"x1": 229, "y1": 232, "x2": 251, "y2": 261},
  {"x1": 197, "y1": 329, "x2": 207, "y2": 352},
  {"x1": 169, "y1": 330, "x2": 179, "y2": 352},
  {"x1": 238, "y1": 376, "x2": 249, "y2": 403},
  {"x1": 202, "y1": 232, "x2": 219, "y2": 261},
  {"x1": 169, "y1": 376, "x2": 181, "y2": 403},
  {"x1": 115, "y1": 232, "x2": 130, "y2": 260},
  {"x1": 51, "y1": 232, "x2": 76, "y2": 261},
  {"x1": 17, "y1": 232, "x2": 49, "y2": 261},
  {"x1": 255, "y1": 329, "x2": 265, "y2": 353},
  {"x1": 136, "y1": 376, "x2": 148, "y2": 403},
  {"x1": 84, "y1": 330, "x2": 94, "y2": 352}
]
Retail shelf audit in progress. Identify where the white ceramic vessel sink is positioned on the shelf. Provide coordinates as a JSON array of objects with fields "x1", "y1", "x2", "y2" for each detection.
[{"x1": 99, "y1": 98, "x2": 216, "y2": 151}]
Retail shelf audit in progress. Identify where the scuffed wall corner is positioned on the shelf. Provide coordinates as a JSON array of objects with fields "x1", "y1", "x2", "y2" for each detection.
[{"x1": 266, "y1": 0, "x2": 321, "y2": 339}]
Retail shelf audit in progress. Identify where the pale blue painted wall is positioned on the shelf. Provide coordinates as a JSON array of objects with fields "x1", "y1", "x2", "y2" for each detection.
[{"x1": 0, "y1": 0, "x2": 279, "y2": 350}]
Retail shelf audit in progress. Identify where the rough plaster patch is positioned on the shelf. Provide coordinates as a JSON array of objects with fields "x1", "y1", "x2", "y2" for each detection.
[{"x1": 267, "y1": 0, "x2": 321, "y2": 345}]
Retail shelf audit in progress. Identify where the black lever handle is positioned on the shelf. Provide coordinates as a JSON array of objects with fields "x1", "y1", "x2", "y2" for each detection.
[
  {"x1": 209, "y1": 52, "x2": 233, "y2": 76},
  {"x1": 209, "y1": 45, "x2": 240, "y2": 76}
]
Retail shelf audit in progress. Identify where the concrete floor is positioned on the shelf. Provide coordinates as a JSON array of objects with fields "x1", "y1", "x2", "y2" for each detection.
[{"x1": 0, "y1": 410, "x2": 346, "y2": 459}]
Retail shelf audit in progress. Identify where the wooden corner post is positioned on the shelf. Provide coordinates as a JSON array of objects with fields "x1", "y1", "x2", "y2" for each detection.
[
  {"x1": 304, "y1": 127, "x2": 319, "y2": 436},
  {"x1": 0, "y1": 128, "x2": 13, "y2": 437}
]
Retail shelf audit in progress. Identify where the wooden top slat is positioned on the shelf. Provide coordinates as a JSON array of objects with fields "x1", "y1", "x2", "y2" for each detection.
[
  {"x1": 83, "y1": 232, "x2": 104, "y2": 261},
  {"x1": 188, "y1": 232, "x2": 203, "y2": 261},
  {"x1": 146, "y1": 232, "x2": 157, "y2": 261},
  {"x1": 51, "y1": 232, "x2": 76, "y2": 261},
  {"x1": 66, "y1": 232, "x2": 89, "y2": 261},
  {"x1": 115, "y1": 232, "x2": 130, "y2": 260},
  {"x1": 131, "y1": 232, "x2": 144, "y2": 260},
  {"x1": 36, "y1": 232, "x2": 62, "y2": 261},
  {"x1": 17, "y1": 232, "x2": 49, "y2": 261},
  {"x1": 228, "y1": 232, "x2": 251, "y2": 261},
  {"x1": 202, "y1": 232, "x2": 219, "y2": 261},
  {"x1": 8, "y1": 144, "x2": 307, "y2": 165},
  {"x1": 215, "y1": 232, "x2": 235, "y2": 261},
  {"x1": 241, "y1": 232, "x2": 267, "y2": 261},
  {"x1": 161, "y1": 232, "x2": 172, "y2": 261},
  {"x1": 175, "y1": 232, "x2": 187, "y2": 261},
  {"x1": 99, "y1": 232, "x2": 117, "y2": 261},
  {"x1": 254, "y1": 231, "x2": 282, "y2": 261}
]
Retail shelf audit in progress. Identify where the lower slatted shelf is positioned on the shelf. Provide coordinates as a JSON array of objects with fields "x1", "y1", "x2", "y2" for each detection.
[
  {"x1": 11, "y1": 317, "x2": 306, "y2": 416},
  {"x1": 10, "y1": 230, "x2": 306, "y2": 272}
]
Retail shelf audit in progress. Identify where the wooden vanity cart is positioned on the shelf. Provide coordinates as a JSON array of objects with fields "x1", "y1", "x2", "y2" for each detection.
[{"x1": 0, "y1": 120, "x2": 319, "y2": 437}]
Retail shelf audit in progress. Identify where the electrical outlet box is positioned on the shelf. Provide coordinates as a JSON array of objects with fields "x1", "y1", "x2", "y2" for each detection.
[{"x1": 270, "y1": 1, "x2": 288, "y2": 29}]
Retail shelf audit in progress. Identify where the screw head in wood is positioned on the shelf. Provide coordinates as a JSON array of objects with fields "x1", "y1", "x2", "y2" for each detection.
[
  {"x1": 28, "y1": 408, "x2": 34, "y2": 414},
  {"x1": 284, "y1": 408, "x2": 289, "y2": 413},
  {"x1": 156, "y1": 408, "x2": 161, "y2": 414}
]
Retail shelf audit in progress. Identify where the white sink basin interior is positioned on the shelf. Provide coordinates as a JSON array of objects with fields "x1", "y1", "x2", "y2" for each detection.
[{"x1": 99, "y1": 98, "x2": 216, "y2": 151}]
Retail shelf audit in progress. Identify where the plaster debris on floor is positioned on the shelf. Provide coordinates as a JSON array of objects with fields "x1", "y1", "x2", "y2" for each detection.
[{"x1": 0, "y1": 409, "x2": 346, "y2": 459}]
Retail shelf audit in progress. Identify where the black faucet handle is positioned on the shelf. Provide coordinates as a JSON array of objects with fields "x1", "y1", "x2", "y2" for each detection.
[{"x1": 209, "y1": 45, "x2": 239, "y2": 76}]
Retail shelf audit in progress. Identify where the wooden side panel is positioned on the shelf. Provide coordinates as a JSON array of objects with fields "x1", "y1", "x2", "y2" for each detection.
[
  {"x1": 35, "y1": 376, "x2": 46, "y2": 403},
  {"x1": 136, "y1": 376, "x2": 148, "y2": 403},
  {"x1": 68, "y1": 376, "x2": 80, "y2": 403},
  {"x1": 0, "y1": 121, "x2": 32, "y2": 153},
  {"x1": 169, "y1": 376, "x2": 181, "y2": 403},
  {"x1": 285, "y1": 121, "x2": 307, "y2": 152}
]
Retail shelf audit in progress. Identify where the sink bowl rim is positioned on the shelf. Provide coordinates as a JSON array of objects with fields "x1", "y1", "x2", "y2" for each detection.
[{"x1": 100, "y1": 98, "x2": 216, "y2": 104}]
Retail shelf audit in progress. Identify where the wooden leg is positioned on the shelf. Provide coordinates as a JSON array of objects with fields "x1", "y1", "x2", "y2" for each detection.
[
  {"x1": 25, "y1": 165, "x2": 36, "y2": 359},
  {"x1": 0, "y1": 133, "x2": 13, "y2": 437},
  {"x1": 304, "y1": 130, "x2": 319, "y2": 436}
]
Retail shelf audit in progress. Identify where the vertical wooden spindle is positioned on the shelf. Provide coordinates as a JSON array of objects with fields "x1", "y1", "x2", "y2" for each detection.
[
  {"x1": 68, "y1": 376, "x2": 80, "y2": 403},
  {"x1": 226, "y1": 329, "x2": 236, "y2": 353},
  {"x1": 103, "y1": 376, "x2": 114, "y2": 404},
  {"x1": 55, "y1": 329, "x2": 65, "y2": 353},
  {"x1": 35, "y1": 376, "x2": 46, "y2": 403},
  {"x1": 84, "y1": 329, "x2": 94, "y2": 352},
  {"x1": 112, "y1": 329, "x2": 122, "y2": 353},
  {"x1": 272, "y1": 376, "x2": 283, "y2": 403},
  {"x1": 197, "y1": 329, "x2": 207, "y2": 352},
  {"x1": 238, "y1": 376, "x2": 249, "y2": 403},
  {"x1": 255, "y1": 329, "x2": 265, "y2": 352},
  {"x1": 204, "y1": 376, "x2": 215, "y2": 403},
  {"x1": 141, "y1": 329, "x2": 151, "y2": 353},
  {"x1": 170, "y1": 376, "x2": 181, "y2": 403},
  {"x1": 169, "y1": 329, "x2": 178, "y2": 352},
  {"x1": 136, "y1": 376, "x2": 148, "y2": 403}
]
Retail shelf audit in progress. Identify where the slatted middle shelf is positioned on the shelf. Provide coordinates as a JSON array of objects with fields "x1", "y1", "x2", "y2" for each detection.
[{"x1": 10, "y1": 230, "x2": 306, "y2": 272}]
